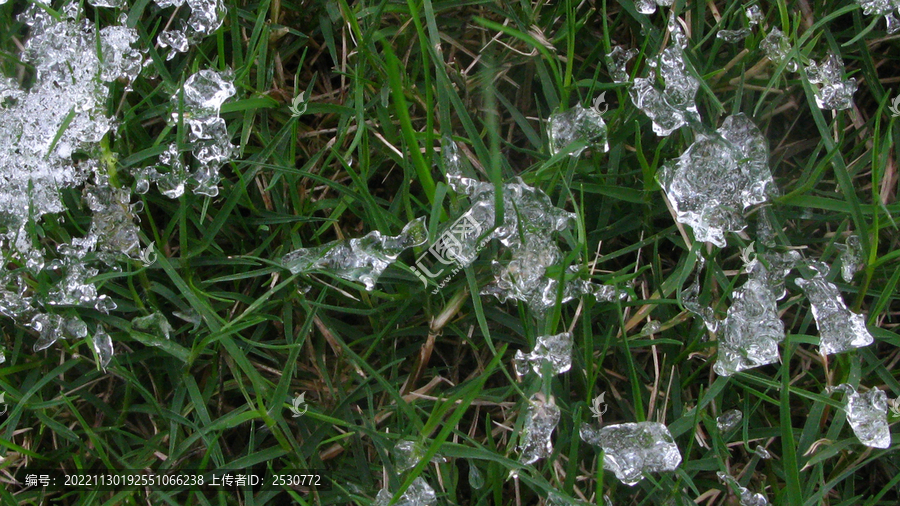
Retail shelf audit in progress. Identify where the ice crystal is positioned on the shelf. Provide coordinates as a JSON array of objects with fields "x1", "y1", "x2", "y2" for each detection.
[
  {"x1": 373, "y1": 477, "x2": 437, "y2": 506},
  {"x1": 836, "y1": 234, "x2": 863, "y2": 282},
  {"x1": 547, "y1": 103, "x2": 609, "y2": 157},
  {"x1": 718, "y1": 29, "x2": 752, "y2": 42},
  {"x1": 805, "y1": 52, "x2": 857, "y2": 111},
  {"x1": 132, "y1": 312, "x2": 175, "y2": 340},
  {"x1": 93, "y1": 327, "x2": 114, "y2": 370},
  {"x1": 746, "y1": 5, "x2": 763, "y2": 25},
  {"x1": 714, "y1": 276, "x2": 785, "y2": 376},
  {"x1": 658, "y1": 114, "x2": 775, "y2": 247},
  {"x1": 518, "y1": 394, "x2": 561, "y2": 465},
  {"x1": 716, "y1": 409, "x2": 743, "y2": 432},
  {"x1": 514, "y1": 332, "x2": 573, "y2": 377},
  {"x1": 158, "y1": 29, "x2": 190, "y2": 60},
  {"x1": 282, "y1": 218, "x2": 428, "y2": 291},
  {"x1": 754, "y1": 445, "x2": 772, "y2": 459},
  {"x1": 760, "y1": 28, "x2": 798, "y2": 72},
  {"x1": 635, "y1": 0, "x2": 674, "y2": 15},
  {"x1": 606, "y1": 46, "x2": 639, "y2": 83},
  {"x1": 796, "y1": 273, "x2": 873, "y2": 355},
  {"x1": 580, "y1": 421, "x2": 682, "y2": 486},
  {"x1": 29, "y1": 314, "x2": 88, "y2": 352},
  {"x1": 629, "y1": 18, "x2": 699, "y2": 136},
  {"x1": 718, "y1": 472, "x2": 769, "y2": 506},
  {"x1": 829, "y1": 384, "x2": 891, "y2": 449}
]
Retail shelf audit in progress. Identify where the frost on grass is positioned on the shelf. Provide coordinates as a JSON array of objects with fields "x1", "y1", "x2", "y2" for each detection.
[
  {"x1": 805, "y1": 52, "x2": 858, "y2": 111},
  {"x1": 854, "y1": 0, "x2": 900, "y2": 34},
  {"x1": 547, "y1": 103, "x2": 608, "y2": 157},
  {"x1": 717, "y1": 472, "x2": 769, "y2": 506},
  {"x1": 518, "y1": 394, "x2": 561, "y2": 465},
  {"x1": 580, "y1": 421, "x2": 682, "y2": 486},
  {"x1": 442, "y1": 138, "x2": 625, "y2": 313},
  {"x1": 514, "y1": 332, "x2": 573, "y2": 377},
  {"x1": 760, "y1": 28, "x2": 799, "y2": 72},
  {"x1": 373, "y1": 477, "x2": 437, "y2": 506},
  {"x1": 796, "y1": 271, "x2": 873, "y2": 355},
  {"x1": 836, "y1": 234, "x2": 863, "y2": 282},
  {"x1": 282, "y1": 218, "x2": 428, "y2": 291},
  {"x1": 716, "y1": 409, "x2": 743, "y2": 432},
  {"x1": 629, "y1": 14, "x2": 699, "y2": 136},
  {"x1": 828, "y1": 384, "x2": 891, "y2": 449},
  {"x1": 658, "y1": 114, "x2": 775, "y2": 247},
  {"x1": 606, "y1": 46, "x2": 639, "y2": 83}
]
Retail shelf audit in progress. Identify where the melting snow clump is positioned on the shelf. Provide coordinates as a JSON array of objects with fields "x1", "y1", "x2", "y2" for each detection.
[
  {"x1": 805, "y1": 52, "x2": 857, "y2": 111},
  {"x1": 580, "y1": 421, "x2": 682, "y2": 486},
  {"x1": 657, "y1": 114, "x2": 775, "y2": 247}
]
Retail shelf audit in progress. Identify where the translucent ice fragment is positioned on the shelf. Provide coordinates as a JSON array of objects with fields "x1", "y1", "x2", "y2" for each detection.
[
  {"x1": 640, "y1": 320, "x2": 662, "y2": 336},
  {"x1": 93, "y1": 327, "x2": 113, "y2": 370},
  {"x1": 514, "y1": 332, "x2": 573, "y2": 376},
  {"x1": 805, "y1": 52, "x2": 857, "y2": 111},
  {"x1": 155, "y1": 0, "x2": 185, "y2": 7},
  {"x1": 717, "y1": 409, "x2": 743, "y2": 432},
  {"x1": 391, "y1": 440, "x2": 444, "y2": 472},
  {"x1": 836, "y1": 234, "x2": 863, "y2": 282},
  {"x1": 635, "y1": 0, "x2": 673, "y2": 14},
  {"x1": 157, "y1": 144, "x2": 188, "y2": 198},
  {"x1": 547, "y1": 103, "x2": 609, "y2": 156},
  {"x1": 518, "y1": 394, "x2": 561, "y2": 464},
  {"x1": 468, "y1": 463, "x2": 484, "y2": 489},
  {"x1": 854, "y1": 0, "x2": 900, "y2": 15},
  {"x1": 754, "y1": 445, "x2": 772, "y2": 459},
  {"x1": 373, "y1": 477, "x2": 437, "y2": 506},
  {"x1": 132, "y1": 312, "x2": 174, "y2": 340},
  {"x1": 829, "y1": 384, "x2": 890, "y2": 449},
  {"x1": 748, "y1": 250, "x2": 801, "y2": 301},
  {"x1": 0, "y1": 348, "x2": 5, "y2": 364},
  {"x1": 714, "y1": 277, "x2": 785, "y2": 376},
  {"x1": 187, "y1": 0, "x2": 227, "y2": 36},
  {"x1": 629, "y1": 44, "x2": 699, "y2": 136},
  {"x1": 159, "y1": 29, "x2": 190, "y2": 60},
  {"x1": 99, "y1": 26, "x2": 144, "y2": 83},
  {"x1": 683, "y1": 274, "x2": 718, "y2": 333},
  {"x1": 282, "y1": 218, "x2": 428, "y2": 291},
  {"x1": 177, "y1": 70, "x2": 236, "y2": 118},
  {"x1": 717, "y1": 472, "x2": 769, "y2": 506},
  {"x1": 746, "y1": 5, "x2": 763, "y2": 25},
  {"x1": 606, "y1": 46, "x2": 639, "y2": 83},
  {"x1": 580, "y1": 421, "x2": 682, "y2": 486},
  {"x1": 760, "y1": 28, "x2": 798, "y2": 72},
  {"x1": 658, "y1": 114, "x2": 775, "y2": 247},
  {"x1": 29, "y1": 314, "x2": 88, "y2": 352},
  {"x1": 718, "y1": 29, "x2": 752, "y2": 42},
  {"x1": 796, "y1": 274, "x2": 873, "y2": 355},
  {"x1": 83, "y1": 182, "x2": 141, "y2": 256}
]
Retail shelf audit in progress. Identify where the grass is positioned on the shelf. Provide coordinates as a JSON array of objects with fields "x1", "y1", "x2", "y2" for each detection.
[{"x1": 1, "y1": 0, "x2": 900, "y2": 504}]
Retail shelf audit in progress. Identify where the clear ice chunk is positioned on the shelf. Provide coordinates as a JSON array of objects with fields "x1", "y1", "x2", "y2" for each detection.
[
  {"x1": 158, "y1": 29, "x2": 190, "y2": 60},
  {"x1": 717, "y1": 29, "x2": 752, "y2": 42},
  {"x1": 132, "y1": 312, "x2": 175, "y2": 340},
  {"x1": 29, "y1": 314, "x2": 88, "y2": 352},
  {"x1": 717, "y1": 409, "x2": 743, "y2": 432},
  {"x1": 854, "y1": 0, "x2": 900, "y2": 16},
  {"x1": 518, "y1": 394, "x2": 561, "y2": 465},
  {"x1": 746, "y1": 5, "x2": 763, "y2": 25},
  {"x1": 93, "y1": 327, "x2": 114, "y2": 370},
  {"x1": 177, "y1": 70, "x2": 236, "y2": 117},
  {"x1": 760, "y1": 28, "x2": 798, "y2": 72},
  {"x1": 828, "y1": 384, "x2": 891, "y2": 449},
  {"x1": 606, "y1": 46, "x2": 639, "y2": 83},
  {"x1": 580, "y1": 421, "x2": 682, "y2": 486},
  {"x1": 155, "y1": 0, "x2": 185, "y2": 7},
  {"x1": 629, "y1": 39, "x2": 700, "y2": 136},
  {"x1": 836, "y1": 234, "x2": 863, "y2": 282},
  {"x1": 796, "y1": 273, "x2": 873, "y2": 355},
  {"x1": 635, "y1": 0, "x2": 673, "y2": 14},
  {"x1": 282, "y1": 218, "x2": 428, "y2": 291},
  {"x1": 547, "y1": 103, "x2": 609, "y2": 156},
  {"x1": 805, "y1": 52, "x2": 857, "y2": 111},
  {"x1": 754, "y1": 445, "x2": 772, "y2": 459},
  {"x1": 390, "y1": 440, "x2": 444, "y2": 472},
  {"x1": 657, "y1": 114, "x2": 775, "y2": 247},
  {"x1": 468, "y1": 464, "x2": 484, "y2": 489},
  {"x1": 717, "y1": 472, "x2": 769, "y2": 506},
  {"x1": 713, "y1": 276, "x2": 785, "y2": 376},
  {"x1": 373, "y1": 477, "x2": 437, "y2": 506},
  {"x1": 514, "y1": 332, "x2": 573, "y2": 376},
  {"x1": 187, "y1": 0, "x2": 227, "y2": 37}
]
